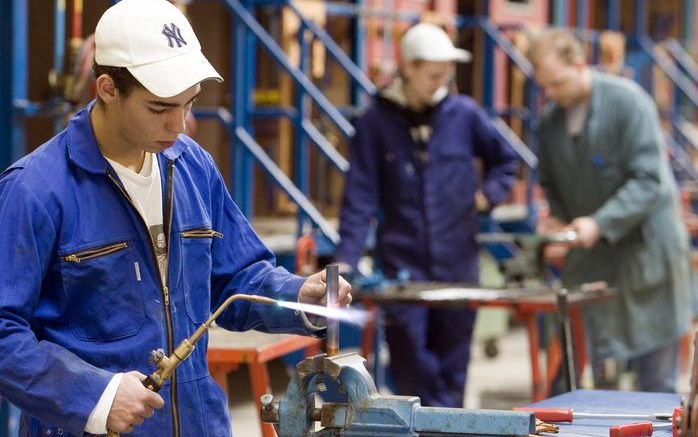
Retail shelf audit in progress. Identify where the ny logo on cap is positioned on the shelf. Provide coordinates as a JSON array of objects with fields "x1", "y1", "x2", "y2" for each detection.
[{"x1": 162, "y1": 23, "x2": 187, "y2": 48}]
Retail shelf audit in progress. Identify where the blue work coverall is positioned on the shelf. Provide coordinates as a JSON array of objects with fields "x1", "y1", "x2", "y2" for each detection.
[
  {"x1": 0, "y1": 101, "x2": 319, "y2": 436},
  {"x1": 336, "y1": 88, "x2": 518, "y2": 407}
]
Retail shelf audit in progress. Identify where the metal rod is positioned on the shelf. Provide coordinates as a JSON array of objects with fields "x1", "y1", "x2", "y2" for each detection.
[
  {"x1": 326, "y1": 264, "x2": 340, "y2": 357},
  {"x1": 556, "y1": 288, "x2": 577, "y2": 392},
  {"x1": 574, "y1": 412, "x2": 672, "y2": 421}
]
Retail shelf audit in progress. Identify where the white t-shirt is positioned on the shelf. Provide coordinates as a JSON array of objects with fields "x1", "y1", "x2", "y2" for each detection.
[{"x1": 106, "y1": 152, "x2": 168, "y2": 284}]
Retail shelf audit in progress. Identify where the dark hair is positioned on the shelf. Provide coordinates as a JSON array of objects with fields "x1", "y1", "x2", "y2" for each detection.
[{"x1": 92, "y1": 63, "x2": 144, "y2": 97}]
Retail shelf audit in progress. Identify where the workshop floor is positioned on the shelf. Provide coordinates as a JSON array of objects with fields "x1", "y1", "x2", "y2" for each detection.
[{"x1": 226, "y1": 326, "x2": 693, "y2": 437}]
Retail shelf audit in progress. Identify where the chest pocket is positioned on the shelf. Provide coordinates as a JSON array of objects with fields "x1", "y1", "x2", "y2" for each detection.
[
  {"x1": 180, "y1": 228, "x2": 222, "y2": 323},
  {"x1": 434, "y1": 140, "x2": 471, "y2": 161},
  {"x1": 61, "y1": 241, "x2": 145, "y2": 341}
]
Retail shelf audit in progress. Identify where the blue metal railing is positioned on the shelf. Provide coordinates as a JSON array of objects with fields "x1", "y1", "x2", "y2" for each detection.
[
  {"x1": 193, "y1": 106, "x2": 341, "y2": 245},
  {"x1": 475, "y1": 17, "x2": 539, "y2": 220},
  {"x1": 491, "y1": 117, "x2": 538, "y2": 170},
  {"x1": 235, "y1": 127, "x2": 341, "y2": 244},
  {"x1": 665, "y1": 132, "x2": 698, "y2": 181},
  {"x1": 224, "y1": 0, "x2": 355, "y2": 138},
  {"x1": 635, "y1": 37, "x2": 698, "y2": 107},
  {"x1": 223, "y1": 0, "x2": 374, "y2": 235},
  {"x1": 287, "y1": 2, "x2": 376, "y2": 97},
  {"x1": 0, "y1": 0, "x2": 28, "y2": 172},
  {"x1": 664, "y1": 38, "x2": 698, "y2": 83}
]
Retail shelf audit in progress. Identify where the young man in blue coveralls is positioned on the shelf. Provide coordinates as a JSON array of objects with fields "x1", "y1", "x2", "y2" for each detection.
[
  {"x1": 0, "y1": 1, "x2": 351, "y2": 435},
  {"x1": 335, "y1": 23, "x2": 518, "y2": 408}
]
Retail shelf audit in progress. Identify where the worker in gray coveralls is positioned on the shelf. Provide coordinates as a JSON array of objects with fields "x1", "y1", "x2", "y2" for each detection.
[{"x1": 528, "y1": 28, "x2": 693, "y2": 392}]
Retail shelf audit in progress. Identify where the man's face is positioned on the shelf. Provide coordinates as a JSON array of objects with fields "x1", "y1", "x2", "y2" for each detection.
[
  {"x1": 534, "y1": 54, "x2": 585, "y2": 108},
  {"x1": 113, "y1": 83, "x2": 201, "y2": 154},
  {"x1": 402, "y1": 60, "x2": 453, "y2": 106}
]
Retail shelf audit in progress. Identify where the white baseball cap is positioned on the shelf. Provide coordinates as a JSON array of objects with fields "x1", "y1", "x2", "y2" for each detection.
[
  {"x1": 401, "y1": 23, "x2": 471, "y2": 63},
  {"x1": 95, "y1": 0, "x2": 223, "y2": 98}
]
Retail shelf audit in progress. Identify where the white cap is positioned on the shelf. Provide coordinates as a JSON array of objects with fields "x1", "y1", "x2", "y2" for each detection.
[
  {"x1": 401, "y1": 23, "x2": 471, "y2": 63},
  {"x1": 95, "y1": 0, "x2": 222, "y2": 98}
]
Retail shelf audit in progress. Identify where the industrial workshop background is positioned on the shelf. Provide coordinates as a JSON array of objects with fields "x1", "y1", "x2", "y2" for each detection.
[{"x1": 1, "y1": 0, "x2": 698, "y2": 435}]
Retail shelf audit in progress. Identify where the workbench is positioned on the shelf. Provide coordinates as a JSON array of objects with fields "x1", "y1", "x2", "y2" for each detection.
[
  {"x1": 358, "y1": 284, "x2": 614, "y2": 401},
  {"x1": 207, "y1": 329, "x2": 321, "y2": 437},
  {"x1": 527, "y1": 389, "x2": 681, "y2": 437}
]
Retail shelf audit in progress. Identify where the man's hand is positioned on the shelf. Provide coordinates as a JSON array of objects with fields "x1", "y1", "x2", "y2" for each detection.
[
  {"x1": 536, "y1": 215, "x2": 567, "y2": 234},
  {"x1": 567, "y1": 216, "x2": 602, "y2": 249},
  {"x1": 107, "y1": 371, "x2": 164, "y2": 433},
  {"x1": 299, "y1": 269, "x2": 352, "y2": 307},
  {"x1": 474, "y1": 191, "x2": 490, "y2": 213}
]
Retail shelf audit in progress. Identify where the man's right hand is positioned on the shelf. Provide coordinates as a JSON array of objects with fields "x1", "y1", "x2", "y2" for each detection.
[{"x1": 107, "y1": 371, "x2": 165, "y2": 433}]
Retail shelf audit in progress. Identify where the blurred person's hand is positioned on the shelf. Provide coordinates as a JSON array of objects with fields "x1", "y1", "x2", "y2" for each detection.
[
  {"x1": 474, "y1": 191, "x2": 490, "y2": 213},
  {"x1": 566, "y1": 216, "x2": 601, "y2": 249},
  {"x1": 543, "y1": 243, "x2": 570, "y2": 267},
  {"x1": 536, "y1": 215, "x2": 567, "y2": 234}
]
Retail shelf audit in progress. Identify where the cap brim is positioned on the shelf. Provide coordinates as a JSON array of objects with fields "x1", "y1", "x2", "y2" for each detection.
[
  {"x1": 453, "y1": 48, "x2": 472, "y2": 63},
  {"x1": 128, "y1": 50, "x2": 223, "y2": 98},
  {"x1": 406, "y1": 47, "x2": 472, "y2": 63}
]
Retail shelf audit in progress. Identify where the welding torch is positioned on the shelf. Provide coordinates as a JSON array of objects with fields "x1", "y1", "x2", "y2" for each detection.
[
  {"x1": 106, "y1": 265, "x2": 354, "y2": 436},
  {"x1": 106, "y1": 293, "x2": 277, "y2": 437}
]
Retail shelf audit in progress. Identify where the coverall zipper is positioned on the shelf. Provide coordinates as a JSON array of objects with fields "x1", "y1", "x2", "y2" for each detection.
[
  {"x1": 107, "y1": 158, "x2": 180, "y2": 437},
  {"x1": 181, "y1": 229, "x2": 223, "y2": 239},
  {"x1": 63, "y1": 242, "x2": 128, "y2": 262}
]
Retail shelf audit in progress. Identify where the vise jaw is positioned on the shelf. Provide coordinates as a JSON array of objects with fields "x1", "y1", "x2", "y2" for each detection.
[{"x1": 261, "y1": 352, "x2": 535, "y2": 437}]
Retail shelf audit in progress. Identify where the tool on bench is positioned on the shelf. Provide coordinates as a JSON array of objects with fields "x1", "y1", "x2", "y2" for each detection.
[
  {"x1": 537, "y1": 423, "x2": 674, "y2": 437},
  {"x1": 521, "y1": 407, "x2": 683, "y2": 437},
  {"x1": 609, "y1": 421, "x2": 675, "y2": 437},
  {"x1": 475, "y1": 230, "x2": 578, "y2": 287},
  {"x1": 515, "y1": 407, "x2": 680, "y2": 423}
]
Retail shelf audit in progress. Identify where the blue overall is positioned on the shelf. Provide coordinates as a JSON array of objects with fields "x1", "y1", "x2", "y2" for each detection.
[
  {"x1": 0, "y1": 101, "x2": 319, "y2": 436},
  {"x1": 336, "y1": 88, "x2": 518, "y2": 407}
]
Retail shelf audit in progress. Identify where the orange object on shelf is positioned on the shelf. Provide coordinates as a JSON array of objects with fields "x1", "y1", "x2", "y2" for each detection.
[{"x1": 295, "y1": 227, "x2": 318, "y2": 276}]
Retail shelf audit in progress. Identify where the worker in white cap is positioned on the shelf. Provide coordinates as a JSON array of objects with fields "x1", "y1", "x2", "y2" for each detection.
[
  {"x1": 336, "y1": 22, "x2": 518, "y2": 408},
  {"x1": 0, "y1": 1, "x2": 351, "y2": 435}
]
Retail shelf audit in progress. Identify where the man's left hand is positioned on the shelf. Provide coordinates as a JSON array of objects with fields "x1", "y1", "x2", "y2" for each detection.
[
  {"x1": 475, "y1": 191, "x2": 490, "y2": 213},
  {"x1": 298, "y1": 269, "x2": 352, "y2": 307},
  {"x1": 567, "y1": 216, "x2": 601, "y2": 249}
]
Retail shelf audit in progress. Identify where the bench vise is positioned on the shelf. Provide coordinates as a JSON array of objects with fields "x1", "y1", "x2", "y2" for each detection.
[{"x1": 261, "y1": 352, "x2": 535, "y2": 436}]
